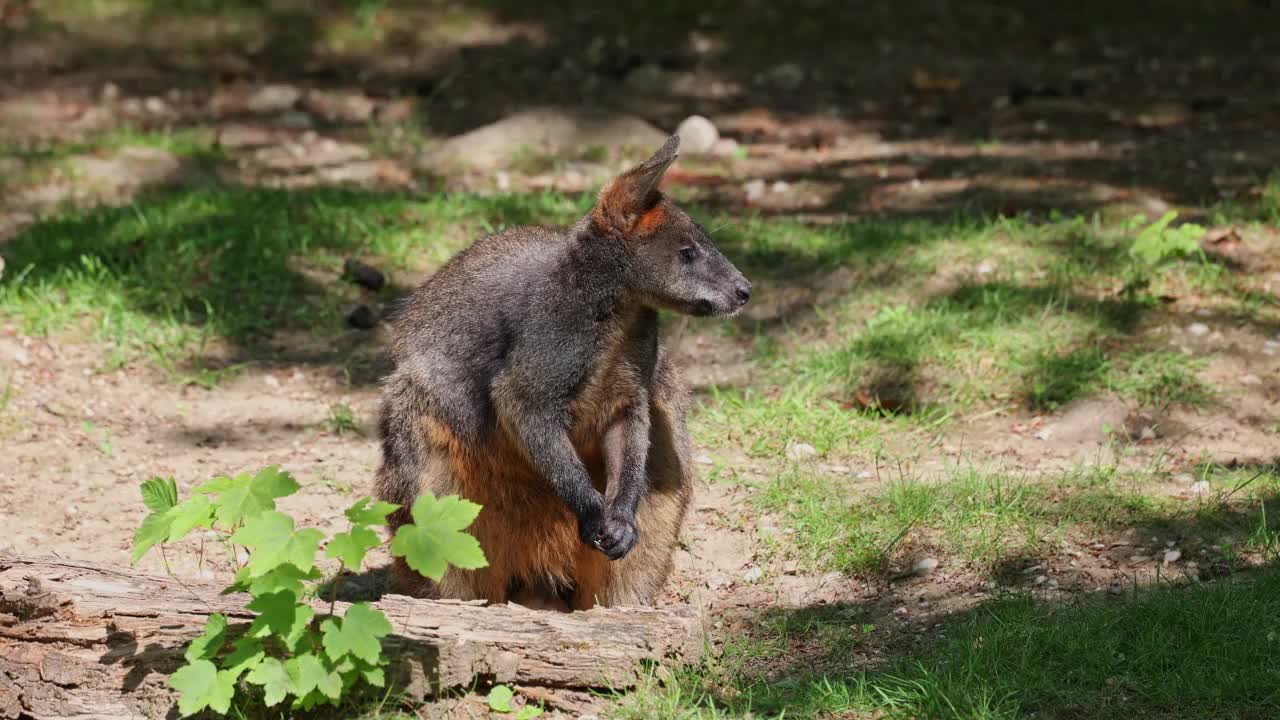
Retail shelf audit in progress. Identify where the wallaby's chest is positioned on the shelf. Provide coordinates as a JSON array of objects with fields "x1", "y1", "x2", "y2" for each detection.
[{"x1": 567, "y1": 312, "x2": 655, "y2": 437}]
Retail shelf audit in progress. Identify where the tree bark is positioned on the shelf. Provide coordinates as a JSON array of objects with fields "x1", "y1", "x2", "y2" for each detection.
[{"x1": 0, "y1": 555, "x2": 704, "y2": 720}]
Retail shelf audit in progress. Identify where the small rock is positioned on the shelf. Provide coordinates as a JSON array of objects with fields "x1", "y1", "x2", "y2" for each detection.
[
  {"x1": 758, "y1": 523, "x2": 778, "y2": 540},
  {"x1": 782, "y1": 560, "x2": 799, "y2": 575},
  {"x1": 343, "y1": 258, "x2": 386, "y2": 291},
  {"x1": 264, "y1": 375, "x2": 281, "y2": 389},
  {"x1": 1047, "y1": 578, "x2": 1059, "y2": 589},
  {"x1": 786, "y1": 442, "x2": 818, "y2": 460},
  {"x1": 770, "y1": 180, "x2": 791, "y2": 194},
  {"x1": 1185, "y1": 322, "x2": 1210, "y2": 337},
  {"x1": 347, "y1": 305, "x2": 378, "y2": 330},
  {"x1": 893, "y1": 605, "x2": 910, "y2": 618},
  {"x1": 743, "y1": 178, "x2": 767, "y2": 201},
  {"x1": 705, "y1": 574, "x2": 732, "y2": 591},
  {"x1": 1129, "y1": 554, "x2": 1151, "y2": 563},
  {"x1": 711, "y1": 137, "x2": 740, "y2": 157},
  {"x1": 101, "y1": 83, "x2": 120, "y2": 101},
  {"x1": 914, "y1": 557, "x2": 939, "y2": 576},
  {"x1": 694, "y1": 454, "x2": 714, "y2": 465},
  {"x1": 675, "y1": 115, "x2": 719, "y2": 155},
  {"x1": 1032, "y1": 574, "x2": 1047, "y2": 585},
  {"x1": 247, "y1": 84, "x2": 302, "y2": 113},
  {"x1": 1163, "y1": 549, "x2": 1181, "y2": 564},
  {"x1": 1241, "y1": 374, "x2": 1262, "y2": 386},
  {"x1": 494, "y1": 171, "x2": 511, "y2": 191},
  {"x1": 1173, "y1": 473, "x2": 1195, "y2": 484},
  {"x1": 1190, "y1": 480, "x2": 1211, "y2": 496},
  {"x1": 1263, "y1": 340, "x2": 1280, "y2": 356},
  {"x1": 976, "y1": 260, "x2": 995, "y2": 275},
  {"x1": 143, "y1": 97, "x2": 167, "y2": 115},
  {"x1": 857, "y1": 469, "x2": 875, "y2": 479},
  {"x1": 742, "y1": 565, "x2": 764, "y2": 582},
  {"x1": 12, "y1": 348, "x2": 30, "y2": 366},
  {"x1": 1108, "y1": 585, "x2": 1123, "y2": 595}
]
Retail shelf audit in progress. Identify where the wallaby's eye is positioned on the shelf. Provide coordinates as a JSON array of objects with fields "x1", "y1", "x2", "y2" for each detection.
[{"x1": 679, "y1": 247, "x2": 698, "y2": 263}]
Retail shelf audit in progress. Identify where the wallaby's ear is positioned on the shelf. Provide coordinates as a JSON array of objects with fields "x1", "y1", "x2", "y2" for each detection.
[{"x1": 595, "y1": 135, "x2": 680, "y2": 232}]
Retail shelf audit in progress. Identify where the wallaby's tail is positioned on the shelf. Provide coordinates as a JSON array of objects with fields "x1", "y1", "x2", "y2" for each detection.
[{"x1": 374, "y1": 374, "x2": 430, "y2": 530}]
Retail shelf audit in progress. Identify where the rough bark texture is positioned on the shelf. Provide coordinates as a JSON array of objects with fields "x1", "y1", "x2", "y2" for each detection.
[{"x1": 0, "y1": 555, "x2": 705, "y2": 720}]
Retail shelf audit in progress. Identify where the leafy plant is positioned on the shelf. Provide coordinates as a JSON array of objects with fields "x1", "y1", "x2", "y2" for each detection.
[
  {"x1": 1123, "y1": 210, "x2": 1205, "y2": 296},
  {"x1": 488, "y1": 684, "x2": 544, "y2": 718},
  {"x1": 132, "y1": 466, "x2": 487, "y2": 716}
]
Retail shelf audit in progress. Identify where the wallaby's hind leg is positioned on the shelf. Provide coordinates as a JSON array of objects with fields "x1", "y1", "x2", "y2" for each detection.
[{"x1": 574, "y1": 369, "x2": 693, "y2": 608}]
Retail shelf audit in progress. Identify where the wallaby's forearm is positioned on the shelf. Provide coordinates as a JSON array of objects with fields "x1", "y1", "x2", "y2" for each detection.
[
  {"x1": 605, "y1": 397, "x2": 651, "y2": 520},
  {"x1": 510, "y1": 411, "x2": 605, "y2": 527}
]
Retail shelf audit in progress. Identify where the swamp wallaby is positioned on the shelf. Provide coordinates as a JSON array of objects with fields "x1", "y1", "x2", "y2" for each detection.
[{"x1": 374, "y1": 135, "x2": 751, "y2": 609}]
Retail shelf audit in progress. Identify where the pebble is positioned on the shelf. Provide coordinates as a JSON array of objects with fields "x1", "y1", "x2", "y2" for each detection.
[
  {"x1": 914, "y1": 557, "x2": 939, "y2": 576},
  {"x1": 770, "y1": 180, "x2": 791, "y2": 194},
  {"x1": 711, "y1": 137, "x2": 740, "y2": 157},
  {"x1": 675, "y1": 115, "x2": 719, "y2": 154},
  {"x1": 343, "y1": 258, "x2": 386, "y2": 291},
  {"x1": 1163, "y1": 549, "x2": 1182, "y2": 564},
  {"x1": 1240, "y1": 374, "x2": 1262, "y2": 385},
  {"x1": 1190, "y1": 480, "x2": 1211, "y2": 496},
  {"x1": 101, "y1": 82, "x2": 120, "y2": 101},
  {"x1": 1032, "y1": 574, "x2": 1047, "y2": 585},
  {"x1": 1263, "y1": 340, "x2": 1280, "y2": 356},
  {"x1": 248, "y1": 84, "x2": 302, "y2": 113},
  {"x1": 786, "y1": 442, "x2": 818, "y2": 460},
  {"x1": 346, "y1": 305, "x2": 378, "y2": 330},
  {"x1": 1185, "y1": 322, "x2": 1210, "y2": 336},
  {"x1": 1173, "y1": 473, "x2": 1195, "y2": 484},
  {"x1": 143, "y1": 97, "x2": 167, "y2": 114},
  {"x1": 742, "y1": 565, "x2": 764, "y2": 582},
  {"x1": 976, "y1": 260, "x2": 995, "y2": 275},
  {"x1": 743, "y1": 178, "x2": 767, "y2": 201},
  {"x1": 695, "y1": 454, "x2": 714, "y2": 465},
  {"x1": 705, "y1": 574, "x2": 732, "y2": 591},
  {"x1": 12, "y1": 348, "x2": 30, "y2": 366}
]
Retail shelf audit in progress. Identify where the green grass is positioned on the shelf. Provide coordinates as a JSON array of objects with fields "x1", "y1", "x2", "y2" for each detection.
[
  {"x1": 621, "y1": 566, "x2": 1280, "y2": 719},
  {"x1": 0, "y1": 187, "x2": 586, "y2": 377},
  {"x1": 755, "y1": 463, "x2": 1280, "y2": 578}
]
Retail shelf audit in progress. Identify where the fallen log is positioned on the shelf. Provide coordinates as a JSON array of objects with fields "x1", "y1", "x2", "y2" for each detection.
[{"x1": 0, "y1": 555, "x2": 704, "y2": 720}]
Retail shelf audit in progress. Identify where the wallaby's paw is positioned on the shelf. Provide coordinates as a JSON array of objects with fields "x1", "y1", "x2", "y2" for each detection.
[{"x1": 592, "y1": 511, "x2": 638, "y2": 560}]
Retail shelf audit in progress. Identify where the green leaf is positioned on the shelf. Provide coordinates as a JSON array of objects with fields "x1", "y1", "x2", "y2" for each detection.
[
  {"x1": 221, "y1": 637, "x2": 265, "y2": 679},
  {"x1": 166, "y1": 495, "x2": 214, "y2": 542},
  {"x1": 246, "y1": 656, "x2": 295, "y2": 707},
  {"x1": 229, "y1": 511, "x2": 324, "y2": 577},
  {"x1": 292, "y1": 653, "x2": 342, "y2": 701},
  {"x1": 229, "y1": 564, "x2": 321, "y2": 598},
  {"x1": 361, "y1": 665, "x2": 385, "y2": 688},
  {"x1": 325, "y1": 526, "x2": 381, "y2": 569},
  {"x1": 344, "y1": 496, "x2": 399, "y2": 526},
  {"x1": 517, "y1": 706, "x2": 545, "y2": 720},
  {"x1": 184, "y1": 613, "x2": 227, "y2": 662},
  {"x1": 319, "y1": 602, "x2": 393, "y2": 664},
  {"x1": 488, "y1": 684, "x2": 515, "y2": 712},
  {"x1": 390, "y1": 493, "x2": 487, "y2": 582},
  {"x1": 197, "y1": 466, "x2": 300, "y2": 527},
  {"x1": 131, "y1": 510, "x2": 173, "y2": 564},
  {"x1": 246, "y1": 590, "x2": 315, "y2": 652},
  {"x1": 140, "y1": 477, "x2": 178, "y2": 512},
  {"x1": 168, "y1": 660, "x2": 235, "y2": 717}
]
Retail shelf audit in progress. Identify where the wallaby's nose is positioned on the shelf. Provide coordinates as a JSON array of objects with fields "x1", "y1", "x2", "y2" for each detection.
[{"x1": 734, "y1": 281, "x2": 752, "y2": 305}]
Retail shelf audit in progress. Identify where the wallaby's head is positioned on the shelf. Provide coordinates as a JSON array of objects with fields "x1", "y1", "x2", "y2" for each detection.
[{"x1": 591, "y1": 135, "x2": 751, "y2": 317}]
